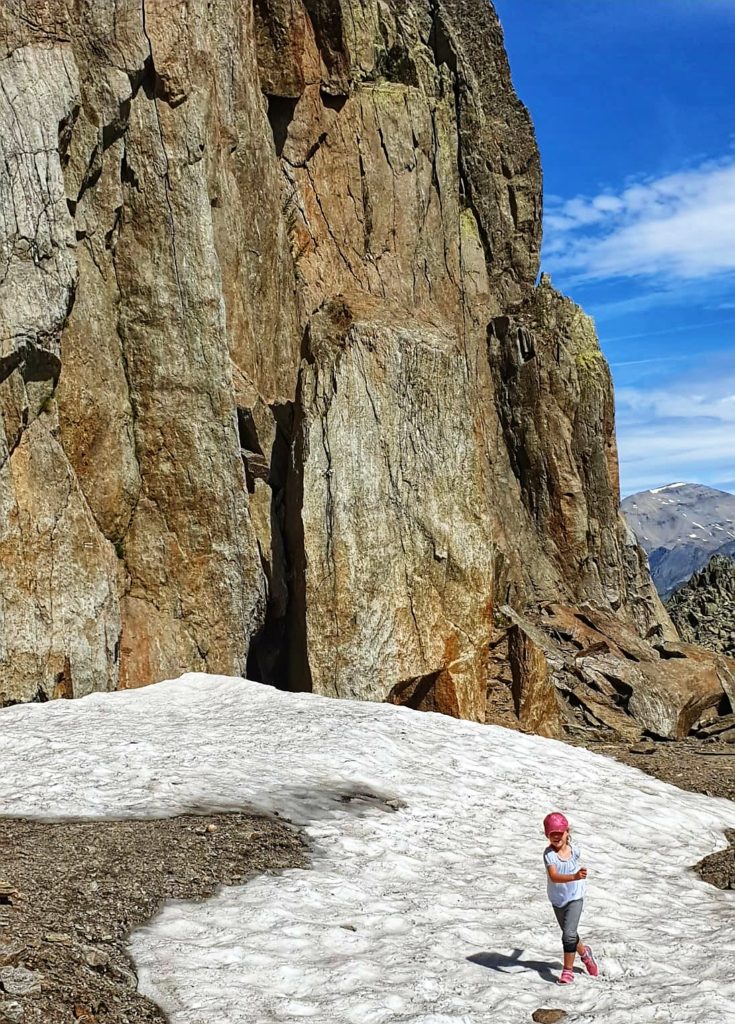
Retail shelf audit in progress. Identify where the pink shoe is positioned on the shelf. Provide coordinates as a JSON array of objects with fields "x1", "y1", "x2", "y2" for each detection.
[
  {"x1": 580, "y1": 945, "x2": 599, "y2": 977},
  {"x1": 557, "y1": 968, "x2": 574, "y2": 985}
]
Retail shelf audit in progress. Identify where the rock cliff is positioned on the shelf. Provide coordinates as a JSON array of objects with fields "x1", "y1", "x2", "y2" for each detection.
[
  {"x1": 0, "y1": 0, "x2": 668, "y2": 714},
  {"x1": 668, "y1": 555, "x2": 735, "y2": 658}
]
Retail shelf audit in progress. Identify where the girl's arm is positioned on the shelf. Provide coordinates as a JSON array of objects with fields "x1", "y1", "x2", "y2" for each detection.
[{"x1": 546, "y1": 865, "x2": 587, "y2": 884}]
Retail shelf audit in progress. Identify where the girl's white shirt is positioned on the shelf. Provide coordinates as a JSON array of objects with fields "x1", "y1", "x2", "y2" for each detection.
[{"x1": 543, "y1": 841, "x2": 586, "y2": 907}]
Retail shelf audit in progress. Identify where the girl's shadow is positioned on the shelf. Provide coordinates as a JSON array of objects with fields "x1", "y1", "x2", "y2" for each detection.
[{"x1": 467, "y1": 948, "x2": 568, "y2": 984}]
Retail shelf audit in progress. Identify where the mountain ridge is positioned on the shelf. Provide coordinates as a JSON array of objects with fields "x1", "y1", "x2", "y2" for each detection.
[{"x1": 622, "y1": 482, "x2": 735, "y2": 597}]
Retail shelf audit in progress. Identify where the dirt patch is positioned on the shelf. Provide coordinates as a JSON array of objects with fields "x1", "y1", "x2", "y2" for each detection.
[
  {"x1": 0, "y1": 813, "x2": 306, "y2": 1022},
  {"x1": 582, "y1": 737, "x2": 735, "y2": 890},
  {"x1": 583, "y1": 737, "x2": 735, "y2": 802},
  {"x1": 695, "y1": 830, "x2": 735, "y2": 891}
]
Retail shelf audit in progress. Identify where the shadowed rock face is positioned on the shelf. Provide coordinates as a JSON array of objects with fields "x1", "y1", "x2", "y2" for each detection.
[{"x1": 0, "y1": 0, "x2": 667, "y2": 715}]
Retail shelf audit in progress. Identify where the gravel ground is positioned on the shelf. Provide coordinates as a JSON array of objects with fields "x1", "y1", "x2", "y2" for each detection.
[
  {"x1": 585, "y1": 737, "x2": 735, "y2": 803},
  {"x1": 0, "y1": 813, "x2": 306, "y2": 1023}
]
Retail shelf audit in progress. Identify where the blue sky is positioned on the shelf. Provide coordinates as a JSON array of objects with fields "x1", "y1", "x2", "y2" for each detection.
[{"x1": 492, "y1": 0, "x2": 735, "y2": 496}]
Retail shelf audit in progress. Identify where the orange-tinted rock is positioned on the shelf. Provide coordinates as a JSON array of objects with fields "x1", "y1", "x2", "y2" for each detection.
[{"x1": 507, "y1": 624, "x2": 563, "y2": 738}]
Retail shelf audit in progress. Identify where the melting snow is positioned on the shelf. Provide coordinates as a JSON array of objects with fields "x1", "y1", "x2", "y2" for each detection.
[
  {"x1": 650, "y1": 483, "x2": 687, "y2": 494},
  {"x1": 1, "y1": 676, "x2": 734, "y2": 1024}
]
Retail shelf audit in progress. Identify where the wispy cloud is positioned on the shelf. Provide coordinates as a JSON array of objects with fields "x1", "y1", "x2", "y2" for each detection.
[
  {"x1": 610, "y1": 355, "x2": 693, "y2": 368},
  {"x1": 616, "y1": 368, "x2": 735, "y2": 495},
  {"x1": 545, "y1": 155, "x2": 735, "y2": 283}
]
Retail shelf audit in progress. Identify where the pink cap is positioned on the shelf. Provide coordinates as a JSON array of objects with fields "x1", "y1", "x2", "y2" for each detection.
[{"x1": 543, "y1": 812, "x2": 569, "y2": 836}]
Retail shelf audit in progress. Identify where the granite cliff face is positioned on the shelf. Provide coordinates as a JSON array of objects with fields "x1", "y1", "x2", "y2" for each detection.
[
  {"x1": 0, "y1": 0, "x2": 668, "y2": 714},
  {"x1": 668, "y1": 555, "x2": 735, "y2": 658}
]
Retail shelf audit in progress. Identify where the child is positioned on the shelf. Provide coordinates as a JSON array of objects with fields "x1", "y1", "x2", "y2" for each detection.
[{"x1": 542, "y1": 812, "x2": 599, "y2": 985}]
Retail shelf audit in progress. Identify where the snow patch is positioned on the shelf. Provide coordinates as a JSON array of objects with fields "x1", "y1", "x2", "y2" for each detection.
[
  {"x1": 650, "y1": 482, "x2": 687, "y2": 494},
  {"x1": 0, "y1": 676, "x2": 734, "y2": 1024}
]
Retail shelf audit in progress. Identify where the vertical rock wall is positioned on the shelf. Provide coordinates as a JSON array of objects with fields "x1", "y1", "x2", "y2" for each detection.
[{"x1": 0, "y1": 0, "x2": 667, "y2": 713}]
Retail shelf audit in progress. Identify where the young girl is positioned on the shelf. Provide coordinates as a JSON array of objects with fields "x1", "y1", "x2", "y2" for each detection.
[{"x1": 542, "y1": 812, "x2": 599, "y2": 984}]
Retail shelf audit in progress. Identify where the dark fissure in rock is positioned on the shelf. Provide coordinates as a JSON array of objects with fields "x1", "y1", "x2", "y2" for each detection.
[
  {"x1": 302, "y1": 0, "x2": 349, "y2": 89},
  {"x1": 245, "y1": 400, "x2": 313, "y2": 696},
  {"x1": 320, "y1": 88, "x2": 347, "y2": 112},
  {"x1": 377, "y1": 43, "x2": 419, "y2": 87},
  {"x1": 266, "y1": 94, "x2": 299, "y2": 157},
  {"x1": 237, "y1": 407, "x2": 267, "y2": 494},
  {"x1": 427, "y1": 5, "x2": 457, "y2": 73}
]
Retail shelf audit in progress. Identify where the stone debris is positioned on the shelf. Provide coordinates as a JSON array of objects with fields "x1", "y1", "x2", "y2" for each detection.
[
  {"x1": 0, "y1": 969, "x2": 41, "y2": 997},
  {"x1": 0, "y1": 812, "x2": 305, "y2": 1023},
  {"x1": 492, "y1": 603, "x2": 734, "y2": 741}
]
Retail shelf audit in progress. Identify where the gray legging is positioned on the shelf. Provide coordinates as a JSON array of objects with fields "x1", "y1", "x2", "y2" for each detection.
[{"x1": 553, "y1": 898, "x2": 584, "y2": 953}]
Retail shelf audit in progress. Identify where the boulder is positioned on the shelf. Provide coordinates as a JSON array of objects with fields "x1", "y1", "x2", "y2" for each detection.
[
  {"x1": 508, "y1": 624, "x2": 563, "y2": 738},
  {"x1": 497, "y1": 604, "x2": 731, "y2": 741}
]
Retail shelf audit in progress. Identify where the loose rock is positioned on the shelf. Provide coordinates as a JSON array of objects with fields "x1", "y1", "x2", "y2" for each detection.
[
  {"x1": 0, "y1": 813, "x2": 305, "y2": 1023},
  {"x1": 0, "y1": 1002, "x2": 24, "y2": 1022},
  {"x1": 532, "y1": 1009, "x2": 567, "y2": 1023},
  {"x1": 629, "y1": 741, "x2": 657, "y2": 755},
  {"x1": 0, "y1": 968, "x2": 41, "y2": 997}
]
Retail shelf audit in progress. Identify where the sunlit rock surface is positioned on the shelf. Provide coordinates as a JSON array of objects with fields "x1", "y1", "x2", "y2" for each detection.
[{"x1": 0, "y1": 0, "x2": 666, "y2": 711}]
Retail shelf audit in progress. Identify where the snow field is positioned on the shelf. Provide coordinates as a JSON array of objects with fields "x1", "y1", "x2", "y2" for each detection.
[{"x1": 0, "y1": 675, "x2": 734, "y2": 1023}]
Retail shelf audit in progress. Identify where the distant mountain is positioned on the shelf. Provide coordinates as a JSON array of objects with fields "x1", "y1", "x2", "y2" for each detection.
[{"x1": 622, "y1": 483, "x2": 735, "y2": 598}]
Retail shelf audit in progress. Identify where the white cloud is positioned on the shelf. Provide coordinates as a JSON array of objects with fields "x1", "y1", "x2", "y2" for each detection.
[
  {"x1": 617, "y1": 384, "x2": 735, "y2": 423},
  {"x1": 616, "y1": 373, "x2": 735, "y2": 494},
  {"x1": 545, "y1": 156, "x2": 735, "y2": 282}
]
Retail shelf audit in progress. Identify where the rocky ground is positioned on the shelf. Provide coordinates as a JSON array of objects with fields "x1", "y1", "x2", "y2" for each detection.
[{"x1": 0, "y1": 813, "x2": 306, "y2": 1023}]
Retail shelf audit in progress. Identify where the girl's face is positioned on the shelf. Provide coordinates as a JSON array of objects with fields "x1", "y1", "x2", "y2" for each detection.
[{"x1": 547, "y1": 829, "x2": 568, "y2": 851}]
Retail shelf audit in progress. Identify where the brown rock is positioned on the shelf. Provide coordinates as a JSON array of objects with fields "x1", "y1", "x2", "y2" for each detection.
[
  {"x1": 629, "y1": 741, "x2": 657, "y2": 755},
  {"x1": 0, "y1": 0, "x2": 674, "y2": 709},
  {"x1": 532, "y1": 1010, "x2": 567, "y2": 1023},
  {"x1": 508, "y1": 624, "x2": 563, "y2": 738},
  {"x1": 631, "y1": 658, "x2": 724, "y2": 740}
]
